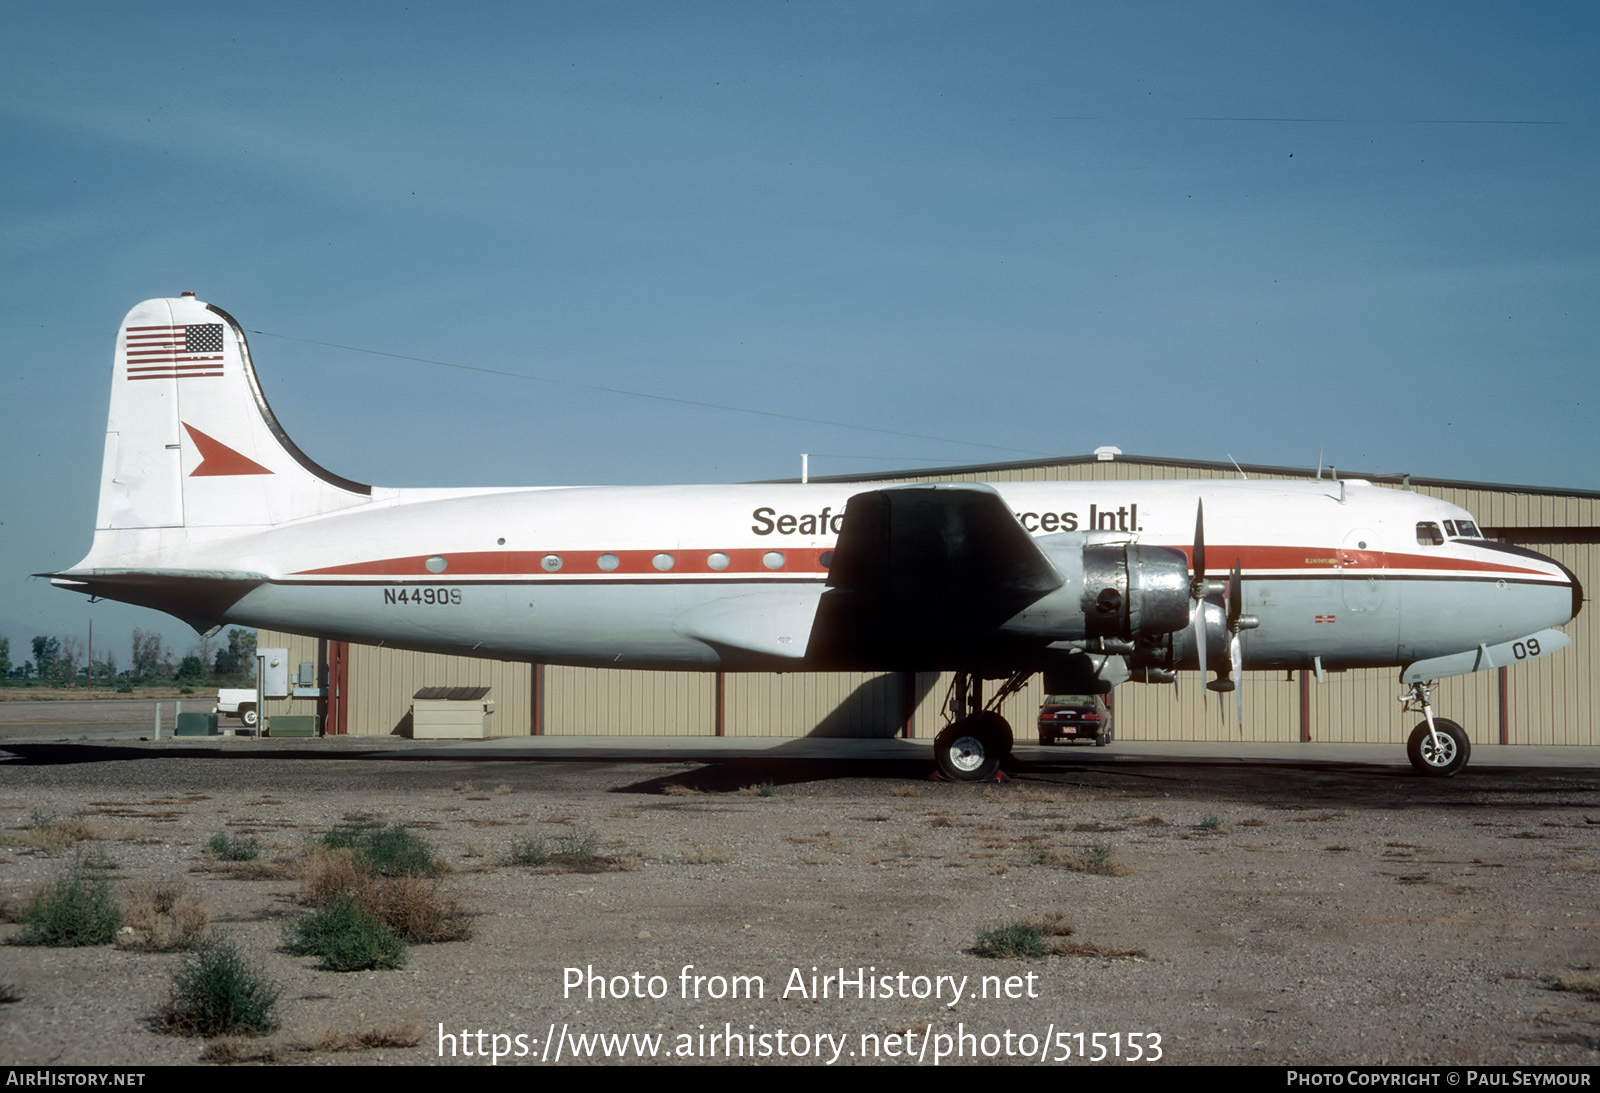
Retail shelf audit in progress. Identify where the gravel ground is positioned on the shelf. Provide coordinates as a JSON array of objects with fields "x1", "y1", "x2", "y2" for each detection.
[{"x1": 1, "y1": 734, "x2": 1597, "y2": 1068}]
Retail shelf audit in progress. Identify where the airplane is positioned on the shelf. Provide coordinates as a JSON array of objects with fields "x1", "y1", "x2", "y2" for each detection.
[{"x1": 43, "y1": 294, "x2": 1583, "y2": 780}]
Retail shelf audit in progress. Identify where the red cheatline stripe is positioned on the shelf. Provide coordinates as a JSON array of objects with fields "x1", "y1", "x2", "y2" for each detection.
[{"x1": 292, "y1": 542, "x2": 1550, "y2": 579}]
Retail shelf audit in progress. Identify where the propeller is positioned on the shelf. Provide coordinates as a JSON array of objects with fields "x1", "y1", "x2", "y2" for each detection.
[
  {"x1": 1189, "y1": 502, "x2": 1209, "y2": 695},
  {"x1": 1187, "y1": 501, "x2": 1260, "y2": 727}
]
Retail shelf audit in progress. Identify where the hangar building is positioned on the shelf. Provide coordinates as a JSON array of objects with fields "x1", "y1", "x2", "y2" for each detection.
[{"x1": 256, "y1": 451, "x2": 1597, "y2": 749}]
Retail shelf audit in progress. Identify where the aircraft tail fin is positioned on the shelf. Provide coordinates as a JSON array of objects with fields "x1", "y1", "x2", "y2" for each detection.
[{"x1": 95, "y1": 294, "x2": 372, "y2": 534}]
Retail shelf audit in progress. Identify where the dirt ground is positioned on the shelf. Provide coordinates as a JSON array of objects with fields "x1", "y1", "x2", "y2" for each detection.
[{"x1": 1, "y1": 734, "x2": 1597, "y2": 1068}]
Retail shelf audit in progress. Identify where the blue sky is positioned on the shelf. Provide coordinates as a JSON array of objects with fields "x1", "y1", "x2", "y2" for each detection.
[{"x1": 3, "y1": 2, "x2": 1596, "y2": 666}]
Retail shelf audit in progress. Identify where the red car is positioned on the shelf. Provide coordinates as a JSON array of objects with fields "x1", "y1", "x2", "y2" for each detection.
[{"x1": 1036, "y1": 694, "x2": 1113, "y2": 747}]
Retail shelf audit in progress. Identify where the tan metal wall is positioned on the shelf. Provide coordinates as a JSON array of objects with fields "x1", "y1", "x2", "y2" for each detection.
[
  {"x1": 541, "y1": 667, "x2": 713, "y2": 736},
  {"x1": 260, "y1": 455, "x2": 1597, "y2": 748}
]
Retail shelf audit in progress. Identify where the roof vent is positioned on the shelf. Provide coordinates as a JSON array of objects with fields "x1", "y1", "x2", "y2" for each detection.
[{"x1": 1093, "y1": 446, "x2": 1122, "y2": 462}]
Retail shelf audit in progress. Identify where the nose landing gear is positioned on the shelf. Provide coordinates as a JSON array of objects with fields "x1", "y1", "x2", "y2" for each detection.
[{"x1": 1401, "y1": 680, "x2": 1471, "y2": 777}]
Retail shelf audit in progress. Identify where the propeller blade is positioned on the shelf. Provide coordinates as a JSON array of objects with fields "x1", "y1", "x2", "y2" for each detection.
[
  {"x1": 1228, "y1": 561, "x2": 1243, "y2": 629},
  {"x1": 1193, "y1": 601, "x2": 1208, "y2": 698},
  {"x1": 1230, "y1": 633, "x2": 1244, "y2": 731},
  {"x1": 1192, "y1": 501, "x2": 1207, "y2": 592}
]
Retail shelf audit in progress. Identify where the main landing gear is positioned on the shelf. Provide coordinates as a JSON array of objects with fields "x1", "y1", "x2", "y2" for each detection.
[
  {"x1": 933, "y1": 670, "x2": 1030, "y2": 782},
  {"x1": 1401, "y1": 680, "x2": 1471, "y2": 778}
]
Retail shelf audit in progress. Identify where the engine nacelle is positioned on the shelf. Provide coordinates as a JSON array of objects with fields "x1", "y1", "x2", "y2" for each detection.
[{"x1": 1001, "y1": 533, "x2": 1191, "y2": 642}]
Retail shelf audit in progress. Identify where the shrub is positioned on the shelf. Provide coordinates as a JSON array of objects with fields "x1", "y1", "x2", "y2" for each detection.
[
  {"x1": 974, "y1": 921, "x2": 1048, "y2": 959},
  {"x1": 164, "y1": 940, "x2": 279, "y2": 1036},
  {"x1": 16, "y1": 857, "x2": 121, "y2": 946},
  {"x1": 285, "y1": 894, "x2": 406, "y2": 971},
  {"x1": 120, "y1": 878, "x2": 210, "y2": 951},
  {"x1": 506, "y1": 837, "x2": 550, "y2": 866},
  {"x1": 208, "y1": 831, "x2": 261, "y2": 862},
  {"x1": 321, "y1": 823, "x2": 435, "y2": 876}
]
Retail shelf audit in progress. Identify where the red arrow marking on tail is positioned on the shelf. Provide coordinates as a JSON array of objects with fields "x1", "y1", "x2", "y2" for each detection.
[{"x1": 183, "y1": 423, "x2": 272, "y2": 477}]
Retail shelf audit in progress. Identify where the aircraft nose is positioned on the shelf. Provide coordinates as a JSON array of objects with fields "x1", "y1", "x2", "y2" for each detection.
[{"x1": 1561, "y1": 558, "x2": 1585, "y2": 621}]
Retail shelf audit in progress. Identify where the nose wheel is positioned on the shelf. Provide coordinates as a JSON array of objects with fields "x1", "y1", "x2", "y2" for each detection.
[
  {"x1": 1401, "y1": 681, "x2": 1471, "y2": 777},
  {"x1": 1407, "y1": 718, "x2": 1469, "y2": 777}
]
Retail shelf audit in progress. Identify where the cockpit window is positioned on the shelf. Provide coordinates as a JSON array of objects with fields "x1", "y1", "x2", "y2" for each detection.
[
  {"x1": 1455, "y1": 520, "x2": 1481, "y2": 538},
  {"x1": 1416, "y1": 521, "x2": 1444, "y2": 546},
  {"x1": 1443, "y1": 520, "x2": 1458, "y2": 536}
]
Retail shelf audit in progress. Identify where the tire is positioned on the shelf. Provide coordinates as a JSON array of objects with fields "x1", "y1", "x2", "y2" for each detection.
[
  {"x1": 935, "y1": 712, "x2": 1010, "y2": 782},
  {"x1": 240, "y1": 705, "x2": 258, "y2": 728},
  {"x1": 1094, "y1": 730, "x2": 1110, "y2": 748},
  {"x1": 1037, "y1": 730, "x2": 1053, "y2": 747},
  {"x1": 1407, "y1": 718, "x2": 1469, "y2": 777}
]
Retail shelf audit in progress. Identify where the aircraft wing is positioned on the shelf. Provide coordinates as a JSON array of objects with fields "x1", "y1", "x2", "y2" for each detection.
[{"x1": 817, "y1": 485, "x2": 1064, "y2": 657}]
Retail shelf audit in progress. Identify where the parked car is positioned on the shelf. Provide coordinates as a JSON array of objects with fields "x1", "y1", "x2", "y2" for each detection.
[
  {"x1": 215, "y1": 688, "x2": 259, "y2": 728},
  {"x1": 1036, "y1": 693, "x2": 1112, "y2": 747}
]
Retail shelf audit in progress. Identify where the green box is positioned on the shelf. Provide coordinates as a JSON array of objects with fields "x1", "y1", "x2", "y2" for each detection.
[
  {"x1": 174, "y1": 712, "x2": 219, "y2": 736},
  {"x1": 267, "y1": 715, "x2": 318, "y2": 738}
]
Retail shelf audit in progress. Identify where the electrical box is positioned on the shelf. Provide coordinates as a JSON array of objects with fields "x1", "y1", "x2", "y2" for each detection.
[
  {"x1": 258, "y1": 648, "x2": 291, "y2": 698},
  {"x1": 296, "y1": 661, "x2": 316, "y2": 686}
]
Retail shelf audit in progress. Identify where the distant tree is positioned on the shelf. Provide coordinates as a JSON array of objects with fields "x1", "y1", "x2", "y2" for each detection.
[
  {"x1": 0, "y1": 636, "x2": 10, "y2": 680},
  {"x1": 57, "y1": 636, "x2": 84, "y2": 682},
  {"x1": 130, "y1": 629, "x2": 170, "y2": 681},
  {"x1": 92, "y1": 650, "x2": 118, "y2": 682},
  {"x1": 213, "y1": 629, "x2": 258, "y2": 678},
  {"x1": 31, "y1": 636, "x2": 61, "y2": 680},
  {"x1": 176, "y1": 655, "x2": 205, "y2": 681},
  {"x1": 189, "y1": 631, "x2": 217, "y2": 679},
  {"x1": 18, "y1": 661, "x2": 34, "y2": 680}
]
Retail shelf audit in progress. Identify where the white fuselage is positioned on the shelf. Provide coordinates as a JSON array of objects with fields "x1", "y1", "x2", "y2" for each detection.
[{"x1": 87, "y1": 476, "x2": 1574, "y2": 673}]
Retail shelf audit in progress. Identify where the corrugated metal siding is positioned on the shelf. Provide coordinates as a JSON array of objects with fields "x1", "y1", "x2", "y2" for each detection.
[
  {"x1": 723, "y1": 672, "x2": 909, "y2": 737},
  {"x1": 542, "y1": 667, "x2": 713, "y2": 735}
]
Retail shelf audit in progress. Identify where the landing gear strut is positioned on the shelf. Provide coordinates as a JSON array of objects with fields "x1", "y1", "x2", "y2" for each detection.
[
  {"x1": 933, "y1": 670, "x2": 1030, "y2": 782},
  {"x1": 1401, "y1": 680, "x2": 1471, "y2": 777}
]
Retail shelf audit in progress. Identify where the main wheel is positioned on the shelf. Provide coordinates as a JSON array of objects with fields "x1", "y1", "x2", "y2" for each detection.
[
  {"x1": 935, "y1": 712, "x2": 1010, "y2": 782},
  {"x1": 1094, "y1": 729, "x2": 1110, "y2": 748},
  {"x1": 1407, "y1": 718, "x2": 1469, "y2": 777},
  {"x1": 240, "y1": 705, "x2": 259, "y2": 728}
]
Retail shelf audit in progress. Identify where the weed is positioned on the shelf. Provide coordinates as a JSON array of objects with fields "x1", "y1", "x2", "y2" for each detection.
[
  {"x1": 163, "y1": 939, "x2": 280, "y2": 1037},
  {"x1": 505, "y1": 837, "x2": 550, "y2": 866},
  {"x1": 119, "y1": 878, "x2": 211, "y2": 951},
  {"x1": 321, "y1": 823, "x2": 436, "y2": 876},
  {"x1": 1198, "y1": 815, "x2": 1226, "y2": 833},
  {"x1": 557, "y1": 827, "x2": 599, "y2": 858},
  {"x1": 298, "y1": 846, "x2": 469, "y2": 943},
  {"x1": 661, "y1": 783, "x2": 703, "y2": 796},
  {"x1": 15, "y1": 855, "x2": 121, "y2": 946},
  {"x1": 974, "y1": 921, "x2": 1049, "y2": 959},
  {"x1": 208, "y1": 831, "x2": 261, "y2": 862},
  {"x1": 285, "y1": 894, "x2": 406, "y2": 971},
  {"x1": 1071, "y1": 841, "x2": 1126, "y2": 875},
  {"x1": 362, "y1": 876, "x2": 471, "y2": 944},
  {"x1": 301, "y1": 1016, "x2": 426, "y2": 1052}
]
